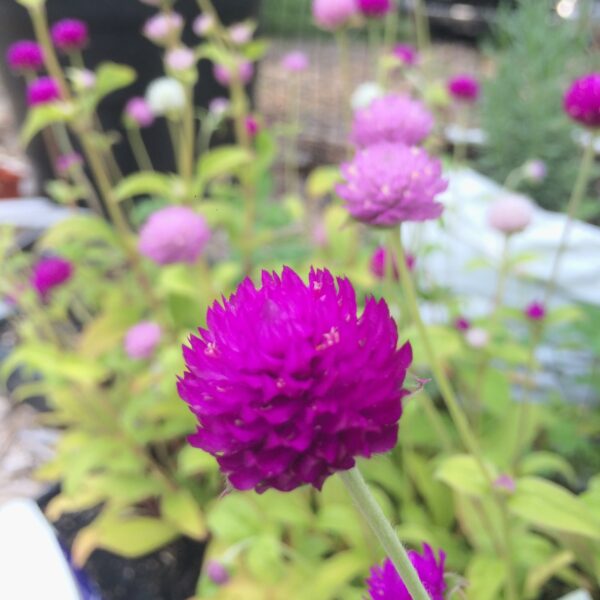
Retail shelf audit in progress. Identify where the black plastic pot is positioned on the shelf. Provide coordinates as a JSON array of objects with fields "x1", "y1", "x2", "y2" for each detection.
[
  {"x1": 37, "y1": 484, "x2": 207, "y2": 600},
  {"x1": 0, "y1": 0, "x2": 260, "y2": 190}
]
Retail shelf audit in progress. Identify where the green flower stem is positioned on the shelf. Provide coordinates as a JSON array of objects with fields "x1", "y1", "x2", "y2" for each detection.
[
  {"x1": 390, "y1": 228, "x2": 518, "y2": 600},
  {"x1": 339, "y1": 467, "x2": 431, "y2": 600},
  {"x1": 544, "y1": 134, "x2": 596, "y2": 305},
  {"x1": 335, "y1": 29, "x2": 353, "y2": 142},
  {"x1": 413, "y1": 0, "x2": 431, "y2": 55},
  {"x1": 180, "y1": 83, "x2": 196, "y2": 193},
  {"x1": 126, "y1": 125, "x2": 154, "y2": 172}
]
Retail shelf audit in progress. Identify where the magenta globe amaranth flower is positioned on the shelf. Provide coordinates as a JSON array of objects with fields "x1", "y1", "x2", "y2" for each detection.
[
  {"x1": 245, "y1": 115, "x2": 259, "y2": 137},
  {"x1": 124, "y1": 321, "x2": 162, "y2": 360},
  {"x1": 454, "y1": 316, "x2": 471, "y2": 332},
  {"x1": 124, "y1": 97, "x2": 155, "y2": 128},
  {"x1": 281, "y1": 50, "x2": 310, "y2": 73},
  {"x1": 312, "y1": 0, "x2": 357, "y2": 30},
  {"x1": 367, "y1": 545, "x2": 446, "y2": 600},
  {"x1": 51, "y1": 19, "x2": 89, "y2": 52},
  {"x1": 351, "y1": 94, "x2": 434, "y2": 147},
  {"x1": 178, "y1": 267, "x2": 413, "y2": 493},
  {"x1": 487, "y1": 194, "x2": 533, "y2": 235},
  {"x1": 6, "y1": 40, "x2": 43, "y2": 72},
  {"x1": 138, "y1": 206, "x2": 210, "y2": 265},
  {"x1": 393, "y1": 44, "x2": 417, "y2": 67},
  {"x1": 525, "y1": 301, "x2": 546, "y2": 322},
  {"x1": 56, "y1": 153, "x2": 83, "y2": 176},
  {"x1": 31, "y1": 256, "x2": 73, "y2": 299},
  {"x1": 564, "y1": 73, "x2": 600, "y2": 128},
  {"x1": 358, "y1": 0, "x2": 392, "y2": 18},
  {"x1": 370, "y1": 246, "x2": 414, "y2": 280},
  {"x1": 206, "y1": 561, "x2": 230, "y2": 586},
  {"x1": 337, "y1": 143, "x2": 447, "y2": 227},
  {"x1": 447, "y1": 74, "x2": 480, "y2": 103},
  {"x1": 213, "y1": 60, "x2": 254, "y2": 87},
  {"x1": 27, "y1": 77, "x2": 61, "y2": 106}
]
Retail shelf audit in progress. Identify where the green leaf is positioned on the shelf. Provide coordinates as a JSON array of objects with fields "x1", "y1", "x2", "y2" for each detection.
[
  {"x1": 306, "y1": 166, "x2": 341, "y2": 199},
  {"x1": 161, "y1": 488, "x2": 207, "y2": 540},
  {"x1": 525, "y1": 550, "x2": 575, "y2": 598},
  {"x1": 519, "y1": 452, "x2": 577, "y2": 485},
  {"x1": 196, "y1": 145, "x2": 253, "y2": 187},
  {"x1": 246, "y1": 534, "x2": 283, "y2": 583},
  {"x1": 46, "y1": 180, "x2": 86, "y2": 205},
  {"x1": 509, "y1": 477, "x2": 600, "y2": 540},
  {"x1": 435, "y1": 454, "x2": 489, "y2": 498},
  {"x1": 466, "y1": 555, "x2": 506, "y2": 600},
  {"x1": 40, "y1": 215, "x2": 120, "y2": 249},
  {"x1": 73, "y1": 516, "x2": 178, "y2": 565},
  {"x1": 91, "y1": 62, "x2": 136, "y2": 107},
  {"x1": 316, "y1": 504, "x2": 364, "y2": 548},
  {"x1": 114, "y1": 171, "x2": 174, "y2": 201},
  {"x1": 310, "y1": 551, "x2": 367, "y2": 600},
  {"x1": 177, "y1": 445, "x2": 218, "y2": 476},
  {"x1": 21, "y1": 103, "x2": 73, "y2": 145}
]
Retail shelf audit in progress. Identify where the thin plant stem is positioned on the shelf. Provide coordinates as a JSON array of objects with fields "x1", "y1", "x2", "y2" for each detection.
[
  {"x1": 413, "y1": 0, "x2": 431, "y2": 55},
  {"x1": 180, "y1": 83, "x2": 196, "y2": 192},
  {"x1": 390, "y1": 228, "x2": 519, "y2": 600},
  {"x1": 339, "y1": 467, "x2": 431, "y2": 600},
  {"x1": 544, "y1": 134, "x2": 596, "y2": 305},
  {"x1": 335, "y1": 29, "x2": 353, "y2": 142},
  {"x1": 126, "y1": 126, "x2": 154, "y2": 172}
]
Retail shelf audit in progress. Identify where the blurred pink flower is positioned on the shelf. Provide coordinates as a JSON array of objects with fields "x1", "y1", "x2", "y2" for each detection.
[
  {"x1": 525, "y1": 301, "x2": 546, "y2": 322},
  {"x1": 563, "y1": 72, "x2": 600, "y2": 128},
  {"x1": 27, "y1": 77, "x2": 61, "y2": 106},
  {"x1": 51, "y1": 19, "x2": 89, "y2": 52},
  {"x1": 143, "y1": 12, "x2": 183, "y2": 44},
  {"x1": 166, "y1": 46, "x2": 196, "y2": 71},
  {"x1": 56, "y1": 153, "x2": 83, "y2": 175},
  {"x1": 213, "y1": 60, "x2": 254, "y2": 86},
  {"x1": 281, "y1": 50, "x2": 310, "y2": 73},
  {"x1": 229, "y1": 22, "x2": 254, "y2": 45},
  {"x1": 124, "y1": 321, "x2": 162, "y2": 360},
  {"x1": 357, "y1": 0, "x2": 392, "y2": 18},
  {"x1": 370, "y1": 246, "x2": 415, "y2": 280},
  {"x1": 31, "y1": 256, "x2": 73, "y2": 300},
  {"x1": 487, "y1": 194, "x2": 533, "y2": 235},
  {"x1": 447, "y1": 74, "x2": 480, "y2": 103},
  {"x1": 312, "y1": 0, "x2": 357, "y2": 30},
  {"x1": 125, "y1": 97, "x2": 155, "y2": 128},
  {"x1": 193, "y1": 14, "x2": 215, "y2": 36},
  {"x1": 6, "y1": 40, "x2": 43, "y2": 71},
  {"x1": 393, "y1": 43, "x2": 418, "y2": 67}
]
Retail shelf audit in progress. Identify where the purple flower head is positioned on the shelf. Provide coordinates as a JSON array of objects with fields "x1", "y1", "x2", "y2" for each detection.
[
  {"x1": 351, "y1": 94, "x2": 434, "y2": 147},
  {"x1": 209, "y1": 97, "x2": 230, "y2": 117},
  {"x1": 370, "y1": 246, "x2": 414, "y2": 280},
  {"x1": 245, "y1": 115, "x2": 259, "y2": 137},
  {"x1": 178, "y1": 267, "x2": 413, "y2": 493},
  {"x1": 564, "y1": 73, "x2": 600, "y2": 128},
  {"x1": 206, "y1": 561, "x2": 230, "y2": 586},
  {"x1": 6, "y1": 40, "x2": 43, "y2": 72},
  {"x1": 525, "y1": 301, "x2": 546, "y2": 322},
  {"x1": 228, "y1": 22, "x2": 254, "y2": 45},
  {"x1": 166, "y1": 46, "x2": 196, "y2": 71},
  {"x1": 56, "y1": 152, "x2": 83, "y2": 176},
  {"x1": 31, "y1": 256, "x2": 73, "y2": 300},
  {"x1": 281, "y1": 50, "x2": 310, "y2": 73},
  {"x1": 138, "y1": 206, "x2": 211, "y2": 266},
  {"x1": 357, "y1": 0, "x2": 393, "y2": 18},
  {"x1": 213, "y1": 60, "x2": 254, "y2": 87},
  {"x1": 447, "y1": 74, "x2": 480, "y2": 103},
  {"x1": 487, "y1": 194, "x2": 533, "y2": 235},
  {"x1": 312, "y1": 0, "x2": 357, "y2": 30},
  {"x1": 125, "y1": 97, "x2": 155, "y2": 128},
  {"x1": 393, "y1": 44, "x2": 418, "y2": 67},
  {"x1": 193, "y1": 14, "x2": 215, "y2": 37},
  {"x1": 27, "y1": 77, "x2": 61, "y2": 106},
  {"x1": 493, "y1": 474, "x2": 516, "y2": 494},
  {"x1": 367, "y1": 544, "x2": 447, "y2": 600},
  {"x1": 143, "y1": 12, "x2": 183, "y2": 44},
  {"x1": 523, "y1": 159, "x2": 547, "y2": 184},
  {"x1": 51, "y1": 19, "x2": 89, "y2": 52},
  {"x1": 124, "y1": 321, "x2": 162, "y2": 360},
  {"x1": 454, "y1": 316, "x2": 471, "y2": 332},
  {"x1": 337, "y1": 143, "x2": 447, "y2": 227},
  {"x1": 465, "y1": 327, "x2": 489, "y2": 349}
]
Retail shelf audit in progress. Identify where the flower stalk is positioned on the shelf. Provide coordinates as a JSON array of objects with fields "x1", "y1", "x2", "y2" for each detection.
[{"x1": 339, "y1": 467, "x2": 431, "y2": 600}]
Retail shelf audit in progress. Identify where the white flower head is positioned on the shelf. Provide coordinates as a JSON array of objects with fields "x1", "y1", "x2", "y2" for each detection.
[{"x1": 146, "y1": 77, "x2": 186, "y2": 116}]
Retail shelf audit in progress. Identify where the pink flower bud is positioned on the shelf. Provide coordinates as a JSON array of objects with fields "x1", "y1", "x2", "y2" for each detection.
[{"x1": 487, "y1": 194, "x2": 534, "y2": 235}]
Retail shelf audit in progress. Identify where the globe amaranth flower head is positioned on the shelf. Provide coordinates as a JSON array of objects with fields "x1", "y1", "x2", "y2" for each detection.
[
  {"x1": 146, "y1": 77, "x2": 186, "y2": 115},
  {"x1": 337, "y1": 143, "x2": 447, "y2": 227},
  {"x1": 393, "y1": 44, "x2": 418, "y2": 67},
  {"x1": 213, "y1": 60, "x2": 254, "y2": 87},
  {"x1": 281, "y1": 50, "x2": 310, "y2": 73},
  {"x1": 357, "y1": 0, "x2": 392, "y2": 18},
  {"x1": 124, "y1": 97, "x2": 155, "y2": 128},
  {"x1": 139, "y1": 205, "x2": 211, "y2": 265},
  {"x1": 124, "y1": 321, "x2": 162, "y2": 360},
  {"x1": 447, "y1": 74, "x2": 480, "y2": 103},
  {"x1": 487, "y1": 194, "x2": 533, "y2": 235},
  {"x1": 51, "y1": 19, "x2": 89, "y2": 52},
  {"x1": 178, "y1": 267, "x2": 413, "y2": 493},
  {"x1": 525, "y1": 301, "x2": 546, "y2": 322},
  {"x1": 27, "y1": 77, "x2": 61, "y2": 106},
  {"x1": 56, "y1": 152, "x2": 83, "y2": 176},
  {"x1": 143, "y1": 12, "x2": 184, "y2": 45},
  {"x1": 351, "y1": 94, "x2": 434, "y2": 147},
  {"x1": 31, "y1": 256, "x2": 73, "y2": 300},
  {"x1": 564, "y1": 73, "x2": 600, "y2": 128},
  {"x1": 367, "y1": 545, "x2": 446, "y2": 600},
  {"x1": 6, "y1": 40, "x2": 43, "y2": 72},
  {"x1": 312, "y1": 0, "x2": 357, "y2": 30},
  {"x1": 370, "y1": 246, "x2": 415, "y2": 281},
  {"x1": 166, "y1": 46, "x2": 196, "y2": 72}
]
